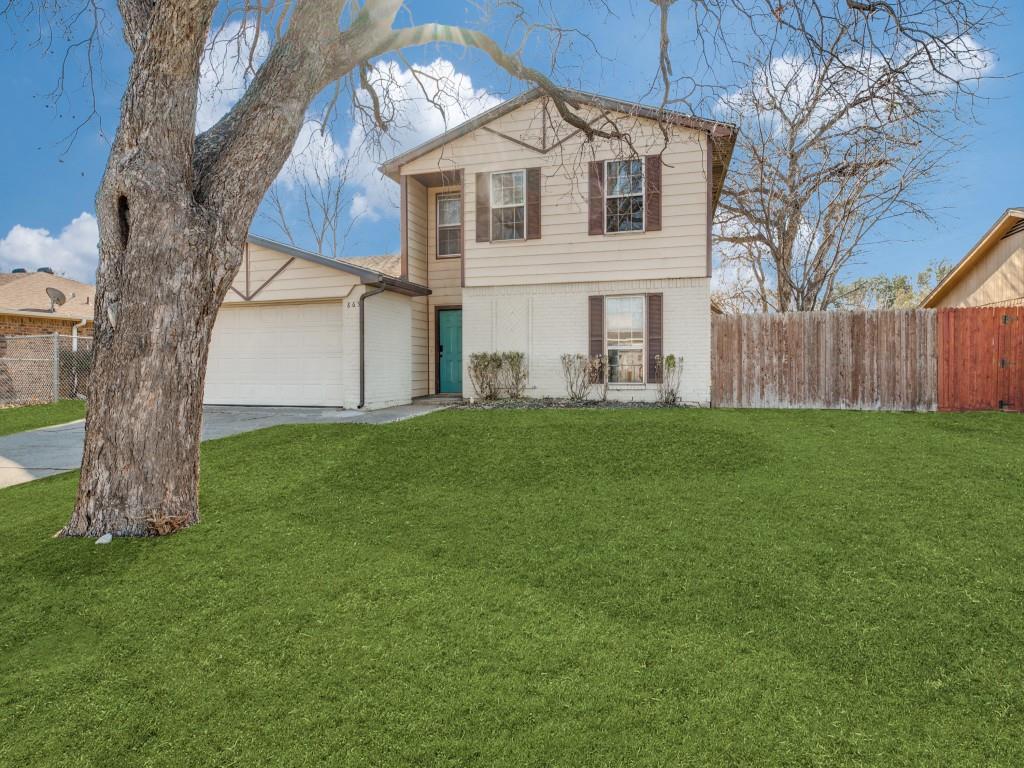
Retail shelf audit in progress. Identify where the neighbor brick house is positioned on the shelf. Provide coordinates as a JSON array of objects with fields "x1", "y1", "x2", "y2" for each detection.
[
  {"x1": 0, "y1": 271, "x2": 95, "y2": 350},
  {"x1": 205, "y1": 89, "x2": 735, "y2": 408}
]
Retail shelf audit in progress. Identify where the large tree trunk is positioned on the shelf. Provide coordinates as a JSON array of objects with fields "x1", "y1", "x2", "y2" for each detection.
[
  {"x1": 58, "y1": 1, "x2": 364, "y2": 537},
  {"x1": 59, "y1": 205, "x2": 240, "y2": 537},
  {"x1": 59, "y1": 2, "x2": 237, "y2": 538},
  {"x1": 59, "y1": 129, "x2": 244, "y2": 537}
]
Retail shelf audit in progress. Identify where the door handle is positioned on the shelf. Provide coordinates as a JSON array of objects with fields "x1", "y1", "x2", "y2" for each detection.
[{"x1": 439, "y1": 345, "x2": 444, "y2": 354}]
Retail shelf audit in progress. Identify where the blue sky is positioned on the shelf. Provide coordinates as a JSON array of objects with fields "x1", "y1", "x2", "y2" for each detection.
[{"x1": 0, "y1": 1, "x2": 1020, "y2": 283}]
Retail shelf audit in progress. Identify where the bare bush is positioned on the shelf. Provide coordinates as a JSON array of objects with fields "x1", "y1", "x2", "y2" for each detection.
[
  {"x1": 499, "y1": 351, "x2": 529, "y2": 399},
  {"x1": 590, "y1": 354, "x2": 608, "y2": 402},
  {"x1": 560, "y1": 354, "x2": 592, "y2": 401},
  {"x1": 655, "y1": 354, "x2": 683, "y2": 405},
  {"x1": 470, "y1": 351, "x2": 529, "y2": 400},
  {"x1": 561, "y1": 353, "x2": 608, "y2": 401},
  {"x1": 468, "y1": 352, "x2": 503, "y2": 401}
]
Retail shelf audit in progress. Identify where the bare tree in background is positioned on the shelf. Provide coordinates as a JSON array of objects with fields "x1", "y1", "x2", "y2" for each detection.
[
  {"x1": 262, "y1": 120, "x2": 359, "y2": 257},
  {"x1": 714, "y1": 12, "x2": 997, "y2": 312},
  {"x1": 1, "y1": 0, "x2": 1000, "y2": 537}
]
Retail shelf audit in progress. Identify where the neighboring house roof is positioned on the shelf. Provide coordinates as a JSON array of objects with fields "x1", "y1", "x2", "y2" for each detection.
[
  {"x1": 920, "y1": 207, "x2": 1024, "y2": 308},
  {"x1": 246, "y1": 235, "x2": 429, "y2": 296},
  {"x1": 378, "y1": 87, "x2": 738, "y2": 211},
  {"x1": 340, "y1": 253, "x2": 402, "y2": 278},
  {"x1": 0, "y1": 272, "x2": 95, "y2": 320}
]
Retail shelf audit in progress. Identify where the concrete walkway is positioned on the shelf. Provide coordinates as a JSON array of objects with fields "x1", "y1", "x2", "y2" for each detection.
[{"x1": 0, "y1": 402, "x2": 446, "y2": 489}]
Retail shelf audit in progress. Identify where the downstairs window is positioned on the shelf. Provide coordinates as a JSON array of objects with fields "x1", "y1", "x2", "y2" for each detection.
[{"x1": 605, "y1": 295, "x2": 645, "y2": 383}]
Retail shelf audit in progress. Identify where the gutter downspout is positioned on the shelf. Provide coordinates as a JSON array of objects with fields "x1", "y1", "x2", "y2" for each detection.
[
  {"x1": 71, "y1": 316, "x2": 88, "y2": 400},
  {"x1": 72, "y1": 316, "x2": 87, "y2": 352},
  {"x1": 358, "y1": 284, "x2": 387, "y2": 409}
]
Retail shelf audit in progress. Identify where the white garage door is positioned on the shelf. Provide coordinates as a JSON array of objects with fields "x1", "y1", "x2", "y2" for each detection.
[{"x1": 205, "y1": 302, "x2": 345, "y2": 406}]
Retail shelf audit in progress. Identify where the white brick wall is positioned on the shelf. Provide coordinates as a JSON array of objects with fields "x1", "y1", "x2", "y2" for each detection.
[{"x1": 462, "y1": 278, "x2": 711, "y2": 404}]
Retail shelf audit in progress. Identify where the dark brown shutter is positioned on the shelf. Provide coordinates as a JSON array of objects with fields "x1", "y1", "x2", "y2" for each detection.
[
  {"x1": 588, "y1": 160, "x2": 604, "y2": 235},
  {"x1": 526, "y1": 167, "x2": 541, "y2": 240},
  {"x1": 645, "y1": 155, "x2": 662, "y2": 232},
  {"x1": 588, "y1": 295, "x2": 604, "y2": 362},
  {"x1": 646, "y1": 293, "x2": 663, "y2": 383},
  {"x1": 475, "y1": 172, "x2": 490, "y2": 242}
]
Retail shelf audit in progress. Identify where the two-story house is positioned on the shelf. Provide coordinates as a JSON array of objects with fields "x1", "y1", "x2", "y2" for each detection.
[{"x1": 202, "y1": 88, "x2": 735, "y2": 409}]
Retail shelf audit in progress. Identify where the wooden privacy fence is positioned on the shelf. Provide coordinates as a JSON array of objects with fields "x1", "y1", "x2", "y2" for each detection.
[
  {"x1": 938, "y1": 307, "x2": 1023, "y2": 412},
  {"x1": 711, "y1": 310, "x2": 938, "y2": 411}
]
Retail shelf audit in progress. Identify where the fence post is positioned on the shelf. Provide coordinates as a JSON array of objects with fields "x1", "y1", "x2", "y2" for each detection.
[{"x1": 51, "y1": 333, "x2": 60, "y2": 403}]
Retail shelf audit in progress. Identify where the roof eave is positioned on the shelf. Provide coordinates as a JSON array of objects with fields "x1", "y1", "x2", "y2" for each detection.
[
  {"x1": 360, "y1": 273, "x2": 431, "y2": 297},
  {"x1": 920, "y1": 207, "x2": 1024, "y2": 308},
  {"x1": 246, "y1": 234, "x2": 430, "y2": 294},
  {"x1": 378, "y1": 86, "x2": 737, "y2": 179},
  {"x1": 0, "y1": 306, "x2": 93, "y2": 322}
]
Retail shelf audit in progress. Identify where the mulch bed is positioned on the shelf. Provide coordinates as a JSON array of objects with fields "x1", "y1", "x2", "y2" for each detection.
[{"x1": 450, "y1": 397, "x2": 701, "y2": 410}]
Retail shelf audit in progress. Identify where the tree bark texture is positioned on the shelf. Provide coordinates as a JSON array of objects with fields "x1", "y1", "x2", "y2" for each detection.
[{"x1": 61, "y1": 0, "x2": 355, "y2": 537}]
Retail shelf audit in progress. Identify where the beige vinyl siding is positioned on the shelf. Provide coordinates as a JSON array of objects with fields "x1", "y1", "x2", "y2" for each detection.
[
  {"x1": 224, "y1": 242, "x2": 360, "y2": 303},
  {"x1": 426, "y1": 185, "x2": 463, "y2": 392},
  {"x1": 938, "y1": 227, "x2": 1024, "y2": 308},
  {"x1": 400, "y1": 100, "x2": 710, "y2": 287},
  {"x1": 406, "y1": 178, "x2": 430, "y2": 396}
]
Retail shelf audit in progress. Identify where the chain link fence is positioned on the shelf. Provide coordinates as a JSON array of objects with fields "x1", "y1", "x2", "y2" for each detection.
[{"x1": 0, "y1": 334, "x2": 93, "y2": 406}]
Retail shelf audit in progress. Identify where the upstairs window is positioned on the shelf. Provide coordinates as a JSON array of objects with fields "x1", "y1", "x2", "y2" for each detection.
[
  {"x1": 490, "y1": 170, "x2": 526, "y2": 241},
  {"x1": 605, "y1": 159, "x2": 645, "y2": 233},
  {"x1": 436, "y1": 193, "x2": 462, "y2": 257},
  {"x1": 605, "y1": 295, "x2": 645, "y2": 383}
]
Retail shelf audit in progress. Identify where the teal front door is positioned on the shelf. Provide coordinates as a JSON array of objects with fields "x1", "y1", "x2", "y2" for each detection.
[{"x1": 438, "y1": 309, "x2": 463, "y2": 394}]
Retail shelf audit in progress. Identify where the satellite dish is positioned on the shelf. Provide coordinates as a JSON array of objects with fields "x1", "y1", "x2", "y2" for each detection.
[{"x1": 46, "y1": 286, "x2": 67, "y2": 312}]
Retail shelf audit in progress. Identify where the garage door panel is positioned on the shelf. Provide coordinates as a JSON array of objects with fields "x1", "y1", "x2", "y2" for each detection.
[{"x1": 204, "y1": 302, "x2": 345, "y2": 406}]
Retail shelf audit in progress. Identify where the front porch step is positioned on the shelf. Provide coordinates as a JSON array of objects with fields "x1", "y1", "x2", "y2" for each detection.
[{"x1": 413, "y1": 394, "x2": 466, "y2": 406}]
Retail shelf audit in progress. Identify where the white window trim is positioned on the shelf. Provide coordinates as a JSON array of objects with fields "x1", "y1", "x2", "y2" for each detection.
[
  {"x1": 435, "y1": 191, "x2": 462, "y2": 258},
  {"x1": 603, "y1": 158, "x2": 646, "y2": 235},
  {"x1": 605, "y1": 294, "x2": 646, "y2": 385},
  {"x1": 489, "y1": 169, "x2": 527, "y2": 242}
]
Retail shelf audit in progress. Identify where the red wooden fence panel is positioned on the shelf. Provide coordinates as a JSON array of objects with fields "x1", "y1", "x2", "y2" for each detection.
[
  {"x1": 998, "y1": 308, "x2": 1024, "y2": 412},
  {"x1": 938, "y1": 307, "x2": 1024, "y2": 411}
]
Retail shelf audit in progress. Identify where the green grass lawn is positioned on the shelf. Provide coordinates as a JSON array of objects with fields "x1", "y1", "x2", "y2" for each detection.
[
  {"x1": 0, "y1": 400, "x2": 86, "y2": 436},
  {"x1": 2, "y1": 409, "x2": 1022, "y2": 767}
]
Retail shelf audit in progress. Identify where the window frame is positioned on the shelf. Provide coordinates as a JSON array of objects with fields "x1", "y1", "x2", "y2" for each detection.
[
  {"x1": 603, "y1": 158, "x2": 646, "y2": 235},
  {"x1": 489, "y1": 169, "x2": 527, "y2": 242},
  {"x1": 435, "y1": 191, "x2": 462, "y2": 259},
  {"x1": 604, "y1": 294, "x2": 646, "y2": 385}
]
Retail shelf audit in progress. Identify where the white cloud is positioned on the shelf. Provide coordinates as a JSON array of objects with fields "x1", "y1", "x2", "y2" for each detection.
[
  {"x1": 345, "y1": 59, "x2": 501, "y2": 221},
  {"x1": 196, "y1": 21, "x2": 270, "y2": 132},
  {"x1": 0, "y1": 213, "x2": 99, "y2": 283},
  {"x1": 196, "y1": 23, "x2": 500, "y2": 226}
]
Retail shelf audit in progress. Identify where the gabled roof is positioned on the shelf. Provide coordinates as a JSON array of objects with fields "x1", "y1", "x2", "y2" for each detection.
[
  {"x1": 920, "y1": 208, "x2": 1024, "y2": 308},
  {"x1": 379, "y1": 87, "x2": 737, "y2": 209},
  {"x1": 0, "y1": 272, "x2": 95, "y2": 320},
  {"x1": 246, "y1": 235, "x2": 429, "y2": 296}
]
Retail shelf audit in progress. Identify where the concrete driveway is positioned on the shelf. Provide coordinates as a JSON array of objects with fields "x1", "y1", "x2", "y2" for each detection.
[{"x1": 0, "y1": 403, "x2": 445, "y2": 489}]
